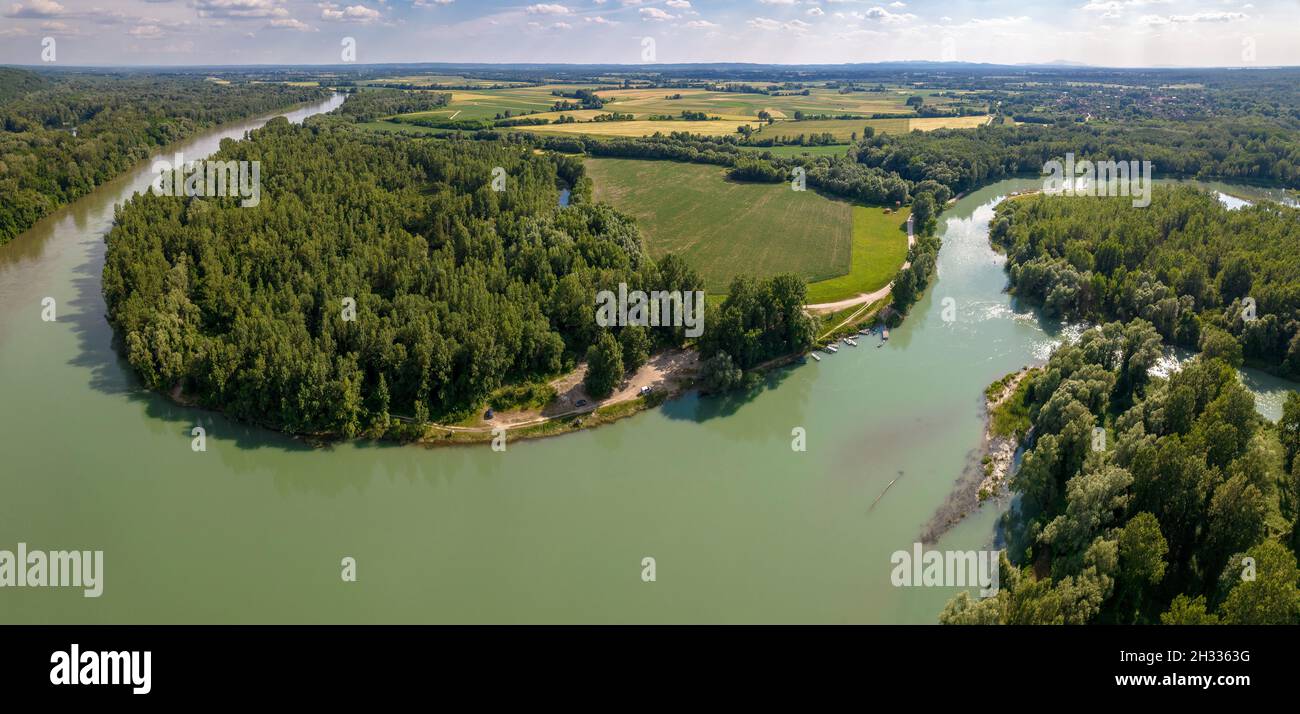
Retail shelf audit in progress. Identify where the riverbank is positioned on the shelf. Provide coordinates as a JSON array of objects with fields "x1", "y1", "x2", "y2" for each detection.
[
  {"x1": 416, "y1": 349, "x2": 699, "y2": 448},
  {"x1": 918, "y1": 366, "x2": 1033, "y2": 544}
]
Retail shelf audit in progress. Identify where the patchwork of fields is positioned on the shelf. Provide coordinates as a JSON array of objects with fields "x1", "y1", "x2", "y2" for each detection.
[
  {"x1": 377, "y1": 81, "x2": 990, "y2": 140},
  {"x1": 522, "y1": 119, "x2": 759, "y2": 137}
]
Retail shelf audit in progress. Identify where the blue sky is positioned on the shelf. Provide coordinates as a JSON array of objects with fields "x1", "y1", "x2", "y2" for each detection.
[{"x1": 0, "y1": 0, "x2": 1292, "y2": 67}]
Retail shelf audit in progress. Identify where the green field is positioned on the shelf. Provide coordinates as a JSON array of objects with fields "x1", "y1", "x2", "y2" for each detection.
[
  {"x1": 805, "y1": 206, "x2": 911, "y2": 304},
  {"x1": 587, "y1": 158, "x2": 852, "y2": 292}
]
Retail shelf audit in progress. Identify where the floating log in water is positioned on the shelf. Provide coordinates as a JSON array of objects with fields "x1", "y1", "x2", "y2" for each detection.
[{"x1": 868, "y1": 472, "x2": 903, "y2": 512}]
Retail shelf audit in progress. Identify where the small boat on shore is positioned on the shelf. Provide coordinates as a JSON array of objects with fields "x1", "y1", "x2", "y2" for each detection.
[
  {"x1": 809, "y1": 352, "x2": 821, "y2": 362},
  {"x1": 825, "y1": 344, "x2": 838, "y2": 353},
  {"x1": 844, "y1": 337, "x2": 858, "y2": 346},
  {"x1": 881, "y1": 328, "x2": 890, "y2": 341}
]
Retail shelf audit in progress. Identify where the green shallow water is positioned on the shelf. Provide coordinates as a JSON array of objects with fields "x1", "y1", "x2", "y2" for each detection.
[{"x1": 0, "y1": 101, "x2": 1293, "y2": 623}]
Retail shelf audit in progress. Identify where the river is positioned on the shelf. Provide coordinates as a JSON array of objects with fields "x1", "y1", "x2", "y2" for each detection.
[{"x1": 0, "y1": 101, "x2": 1293, "y2": 623}]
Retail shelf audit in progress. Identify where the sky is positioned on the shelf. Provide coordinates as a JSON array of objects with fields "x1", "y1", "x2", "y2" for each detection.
[{"x1": 0, "y1": 0, "x2": 1294, "y2": 68}]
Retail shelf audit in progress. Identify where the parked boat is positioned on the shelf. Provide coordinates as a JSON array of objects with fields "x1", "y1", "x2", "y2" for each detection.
[
  {"x1": 881, "y1": 329, "x2": 890, "y2": 341},
  {"x1": 809, "y1": 352, "x2": 821, "y2": 362},
  {"x1": 825, "y1": 344, "x2": 838, "y2": 353},
  {"x1": 844, "y1": 337, "x2": 858, "y2": 346}
]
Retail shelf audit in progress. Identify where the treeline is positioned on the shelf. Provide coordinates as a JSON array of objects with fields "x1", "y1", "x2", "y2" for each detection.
[
  {"x1": 522, "y1": 131, "x2": 919, "y2": 207},
  {"x1": 335, "y1": 88, "x2": 449, "y2": 122},
  {"x1": 991, "y1": 187, "x2": 1300, "y2": 378},
  {"x1": 943, "y1": 320, "x2": 1300, "y2": 624},
  {"x1": 853, "y1": 119, "x2": 1300, "y2": 194},
  {"x1": 0, "y1": 71, "x2": 328, "y2": 245},
  {"x1": 103, "y1": 120, "x2": 704, "y2": 437}
]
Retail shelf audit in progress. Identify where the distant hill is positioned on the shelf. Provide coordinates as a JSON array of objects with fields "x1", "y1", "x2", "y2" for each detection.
[{"x1": 0, "y1": 67, "x2": 47, "y2": 105}]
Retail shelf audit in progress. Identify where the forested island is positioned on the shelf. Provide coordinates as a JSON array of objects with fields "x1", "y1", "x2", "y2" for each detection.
[
  {"x1": 943, "y1": 321, "x2": 1300, "y2": 624},
  {"x1": 991, "y1": 187, "x2": 1300, "y2": 379}
]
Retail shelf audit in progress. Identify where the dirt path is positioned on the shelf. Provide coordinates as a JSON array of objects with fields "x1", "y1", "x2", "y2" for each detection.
[{"x1": 805, "y1": 227, "x2": 916, "y2": 315}]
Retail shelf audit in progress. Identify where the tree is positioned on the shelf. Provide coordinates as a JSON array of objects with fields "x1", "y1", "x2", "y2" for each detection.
[
  {"x1": 911, "y1": 193, "x2": 937, "y2": 233},
  {"x1": 583, "y1": 331, "x2": 624, "y2": 400},
  {"x1": 1118, "y1": 512, "x2": 1168, "y2": 587},
  {"x1": 1217, "y1": 256, "x2": 1253, "y2": 303},
  {"x1": 1280, "y1": 392, "x2": 1300, "y2": 468},
  {"x1": 700, "y1": 351, "x2": 743, "y2": 393},
  {"x1": 1199, "y1": 326, "x2": 1243, "y2": 368},
  {"x1": 618, "y1": 325, "x2": 651, "y2": 374},
  {"x1": 1159, "y1": 594, "x2": 1219, "y2": 624},
  {"x1": 1219, "y1": 540, "x2": 1300, "y2": 624}
]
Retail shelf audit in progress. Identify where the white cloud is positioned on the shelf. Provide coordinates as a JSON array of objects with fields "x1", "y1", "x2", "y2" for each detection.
[
  {"x1": 807, "y1": 7, "x2": 824, "y2": 16},
  {"x1": 665, "y1": 0, "x2": 690, "y2": 8},
  {"x1": 683, "y1": 19, "x2": 716, "y2": 29},
  {"x1": 128, "y1": 24, "x2": 165, "y2": 38},
  {"x1": 748, "y1": 15, "x2": 813, "y2": 33},
  {"x1": 268, "y1": 17, "x2": 314, "y2": 30},
  {"x1": 194, "y1": 0, "x2": 288, "y2": 20},
  {"x1": 3, "y1": 0, "x2": 65, "y2": 18},
  {"x1": 320, "y1": 3, "x2": 381, "y2": 22},
  {"x1": 525, "y1": 3, "x2": 570, "y2": 13},
  {"x1": 640, "y1": 7, "x2": 673, "y2": 20},
  {"x1": 1141, "y1": 10, "x2": 1246, "y2": 25}
]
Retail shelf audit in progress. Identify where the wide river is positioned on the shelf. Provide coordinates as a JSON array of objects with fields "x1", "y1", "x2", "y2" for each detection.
[{"x1": 1, "y1": 97, "x2": 1294, "y2": 623}]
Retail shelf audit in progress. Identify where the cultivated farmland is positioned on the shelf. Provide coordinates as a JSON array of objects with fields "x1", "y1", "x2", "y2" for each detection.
[{"x1": 586, "y1": 158, "x2": 854, "y2": 292}]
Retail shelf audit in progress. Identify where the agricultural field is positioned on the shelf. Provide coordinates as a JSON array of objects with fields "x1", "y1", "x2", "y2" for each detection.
[
  {"x1": 395, "y1": 84, "x2": 618, "y2": 121},
  {"x1": 363, "y1": 75, "x2": 528, "y2": 88},
  {"x1": 589, "y1": 86, "x2": 969, "y2": 120},
  {"x1": 752, "y1": 118, "x2": 909, "y2": 143},
  {"x1": 908, "y1": 115, "x2": 994, "y2": 131},
  {"x1": 586, "y1": 158, "x2": 854, "y2": 291},
  {"x1": 805, "y1": 206, "x2": 911, "y2": 304},
  {"x1": 750, "y1": 115, "x2": 991, "y2": 143},
  {"x1": 521, "y1": 119, "x2": 758, "y2": 138},
  {"x1": 380, "y1": 82, "x2": 984, "y2": 125}
]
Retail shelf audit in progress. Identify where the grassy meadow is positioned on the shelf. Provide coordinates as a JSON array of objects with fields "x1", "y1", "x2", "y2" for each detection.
[
  {"x1": 586, "y1": 158, "x2": 853, "y2": 292},
  {"x1": 586, "y1": 158, "x2": 911, "y2": 302},
  {"x1": 805, "y1": 206, "x2": 911, "y2": 304}
]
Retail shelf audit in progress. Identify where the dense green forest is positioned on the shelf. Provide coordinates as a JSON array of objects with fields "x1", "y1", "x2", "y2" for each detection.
[
  {"x1": 697, "y1": 274, "x2": 818, "y2": 391},
  {"x1": 103, "y1": 116, "x2": 714, "y2": 436},
  {"x1": 991, "y1": 187, "x2": 1300, "y2": 378},
  {"x1": 942, "y1": 320, "x2": 1300, "y2": 624},
  {"x1": 0, "y1": 69, "x2": 328, "y2": 245},
  {"x1": 854, "y1": 119, "x2": 1300, "y2": 194},
  {"x1": 336, "y1": 88, "x2": 448, "y2": 122}
]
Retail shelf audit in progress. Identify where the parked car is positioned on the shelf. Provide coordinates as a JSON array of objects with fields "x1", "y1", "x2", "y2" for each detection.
[
  {"x1": 484, "y1": 408, "x2": 494, "y2": 419},
  {"x1": 575, "y1": 399, "x2": 588, "y2": 407}
]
